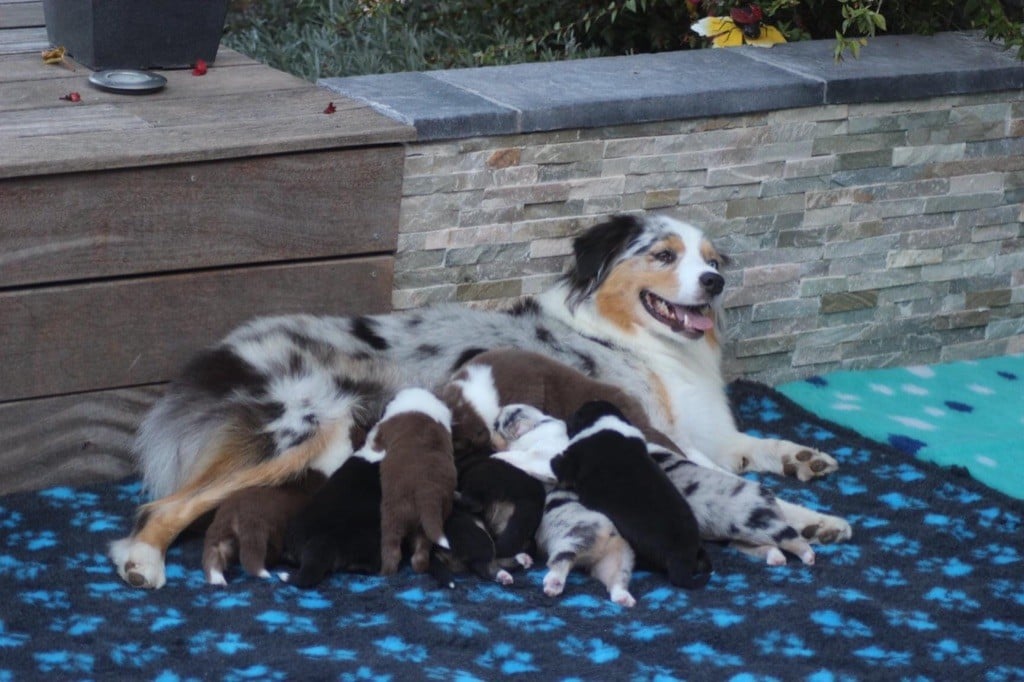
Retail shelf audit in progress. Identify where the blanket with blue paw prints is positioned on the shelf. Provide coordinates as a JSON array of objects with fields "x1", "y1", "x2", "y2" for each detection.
[{"x1": 1, "y1": 380, "x2": 1021, "y2": 681}]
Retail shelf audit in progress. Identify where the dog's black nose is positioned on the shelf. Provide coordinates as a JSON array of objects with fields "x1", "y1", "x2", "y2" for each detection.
[{"x1": 699, "y1": 272, "x2": 724, "y2": 296}]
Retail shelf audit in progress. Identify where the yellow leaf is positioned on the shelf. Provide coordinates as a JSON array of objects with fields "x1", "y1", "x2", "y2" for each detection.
[
  {"x1": 745, "y1": 24, "x2": 788, "y2": 48},
  {"x1": 41, "y1": 46, "x2": 74, "y2": 70}
]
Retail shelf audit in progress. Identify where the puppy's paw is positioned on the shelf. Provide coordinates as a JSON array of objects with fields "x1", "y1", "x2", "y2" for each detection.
[
  {"x1": 109, "y1": 537, "x2": 166, "y2": 589},
  {"x1": 765, "y1": 547, "x2": 787, "y2": 566},
  {"x1": 206, "y1": 569, "x2": 228, "y2": 586},
  {"x1": 495, "y1": 569, "x2": 514, "y2": 586},
  {"x1": 610, "y1": 586, "x2": 636, "y2": 608},
  {"x1": 543, "y1": 571, "x2": 565, "y2": 597},
  {"x1": 514, "y1": 552, "x2": 533, "y2": 569},
  {"x1": 782, "y1": 448, "x2": 839, "y2": 481}
]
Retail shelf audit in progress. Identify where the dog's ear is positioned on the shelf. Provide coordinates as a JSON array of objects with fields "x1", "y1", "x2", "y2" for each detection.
[{"x1": 564, "y1": 215, "x2": 644, "y2": 308}]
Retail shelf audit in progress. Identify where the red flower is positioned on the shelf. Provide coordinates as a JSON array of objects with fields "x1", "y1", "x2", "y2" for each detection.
[
  {"x1": 323, "y1": 101, "x2": 337, "y2": 114},
  {"x1": 60, "y1": 92, "x2": 81, "y2": 102},
  {"x1": 730, "y1": 4, "x2": 764, "y2": 25},
  {"x1": 192, "y1": 59, "x2": 208, "y2": 76}
]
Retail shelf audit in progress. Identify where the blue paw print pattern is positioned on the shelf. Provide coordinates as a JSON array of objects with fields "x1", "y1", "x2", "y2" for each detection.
[
  {"x1": 777, "y1": 354, "x2": 1024, "y2": 499},
  {"x1": 0, "y1": 379, "x2": 1022, "y2": 680}
]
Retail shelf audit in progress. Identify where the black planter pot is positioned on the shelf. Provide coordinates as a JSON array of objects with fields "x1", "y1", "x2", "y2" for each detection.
[{"x1": 42, "y1": 0, "x2": 229, "y2": 70}]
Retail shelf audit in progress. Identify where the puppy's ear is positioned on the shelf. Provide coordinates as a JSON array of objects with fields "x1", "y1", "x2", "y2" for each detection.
[{"x1": 564, "y1": 215, "x2": 644, "y2": 308}]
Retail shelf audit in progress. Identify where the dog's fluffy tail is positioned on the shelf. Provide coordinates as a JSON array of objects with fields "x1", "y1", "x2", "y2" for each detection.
[{"x1": 135, "y1": 320, "x2": 393, "y2": 499}]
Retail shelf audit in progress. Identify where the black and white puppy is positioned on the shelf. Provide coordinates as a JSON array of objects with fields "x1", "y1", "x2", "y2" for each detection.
[
  {"x1": 428, "y1": 494, "x2": 515, "y2": 588},
  {"x1": 279, "y1": 449, "x2": 383, "y2": 588},
  {"x1": 498, "y1": 400, "x2": 712, "y2": 590},
  {"x1": 456, "y1": 454, "x2": 544, "y2": 568}
]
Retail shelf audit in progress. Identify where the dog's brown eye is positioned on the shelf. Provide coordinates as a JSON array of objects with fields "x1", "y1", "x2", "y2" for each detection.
[{"x1": 654, "y1": 250, "x2": 676, "y2": 264}]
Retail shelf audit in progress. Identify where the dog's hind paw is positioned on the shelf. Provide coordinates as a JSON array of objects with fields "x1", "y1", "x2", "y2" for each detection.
[
  {"x1": 776, "y1": 500, "x2": 853, "y2": 547},
  {"x1": 610, "y1": 586, "x2": 636, "y2": 608},
  {"x1": 495, "y1": 569, "x2": 514, "y2": 586},
  {"x1": 543, "y1": 571, "x2": 566, "y2": 597},
  {"x1": 109, "y1": 537, "x2": 166, "y2": 589}
]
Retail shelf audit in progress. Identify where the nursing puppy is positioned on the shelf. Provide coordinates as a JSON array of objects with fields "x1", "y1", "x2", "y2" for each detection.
[
  {"x1": 280, "y1": 452, "x2": 383, "y2": 588},
  {"x1": 377, "y1": 388, "x2": 457, "y2": 575},
  {"x1": 202, "y1": 475, "x2": 323, "y2": 585},
  {"x1": 454, "y1": 454, "x2": 545, "y2": 568},
  {"x1": 441, "y1": 348, "x2": 683, "y2": 458},
  {"x1": 501, "y1": 400, "x2": 712, "y2": 589},
  {"x1": 428, "y1": 495, "x2": 515, "y2": 588},
  {"x1": 537, "y1": 487, "x2": 636, "y2": 607}
]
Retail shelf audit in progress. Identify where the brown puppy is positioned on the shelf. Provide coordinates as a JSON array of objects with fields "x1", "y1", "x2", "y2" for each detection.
[
  {"x1": 441, "y1": 348, "x2": 680, "y2": 456},
  {"x1": 202, "y1": 474, "x2": 324, "y2": 585},
  {"x1": 377, "y1": 387, "x2": 457, "y2": 575}
]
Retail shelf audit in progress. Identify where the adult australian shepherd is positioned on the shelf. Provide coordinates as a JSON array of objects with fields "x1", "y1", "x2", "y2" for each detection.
[{"x1": 110, "y1": 213, "x2": 851, "y2": 588}]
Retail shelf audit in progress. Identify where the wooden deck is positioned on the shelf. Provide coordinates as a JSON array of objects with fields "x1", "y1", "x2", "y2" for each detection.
[{"x1": 0, "y1": 1, "x2": 416, "y2": 494}]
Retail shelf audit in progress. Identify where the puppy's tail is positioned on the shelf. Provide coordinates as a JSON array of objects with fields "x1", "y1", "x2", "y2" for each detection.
[
  {"x1": 416, "y1": 490, "x2": 450, "y2": 548},
  {"x1": 667, "y1": 546, "x2": 713, "y2": 590}
]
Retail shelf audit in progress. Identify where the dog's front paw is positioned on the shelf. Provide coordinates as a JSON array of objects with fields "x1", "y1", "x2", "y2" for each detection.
[
  {"x1": 109, "y1": 537, "x2": 166, "y2": 589},
  {"x1": 782, "y1": 447, "x2": 839, "y2": 481}
]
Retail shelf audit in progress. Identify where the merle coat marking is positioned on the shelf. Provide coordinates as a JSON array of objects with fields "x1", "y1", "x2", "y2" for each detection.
[{"x1": 110, "y1": 213, "x2": 849, "y2": 589}]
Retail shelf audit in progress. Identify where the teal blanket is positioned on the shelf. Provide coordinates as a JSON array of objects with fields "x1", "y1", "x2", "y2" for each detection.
[{"x1": 779, "y1": 355, "x2": 1024, "y2": 499}]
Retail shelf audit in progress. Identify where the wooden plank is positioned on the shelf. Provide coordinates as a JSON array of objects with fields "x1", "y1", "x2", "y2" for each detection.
[
  {"x1": 1, "y1": 89, "x2": 414, "y2": 178},
  {"x1": 0, "y1": 1, "x2": 44, "y2": 29},
  {"x1": 0, "y1": 47, "x2": 261, "y2": 85},
  {"x1": 0, "y1": 255, "x2": 395, "y2": 402},
  {"x1": 0, "y1": 25, "x2": 47, "y2": 54},
  {"x1": 2, "y1": 59, "x2": 310, "y2": 110},
  {"x1": 1, "y1": 145, "x2": 404, "y2": 287},
  {"x1": 0, "y1": 386, "x2": 159, "y2": 496}
]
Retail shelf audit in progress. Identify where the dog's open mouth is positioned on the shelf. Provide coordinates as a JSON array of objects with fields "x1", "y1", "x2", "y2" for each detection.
[{"x1": 641, "y1": 290, "x2": 714, "y2": 338}]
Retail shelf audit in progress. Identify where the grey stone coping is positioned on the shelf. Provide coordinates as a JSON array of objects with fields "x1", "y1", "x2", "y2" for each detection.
[{"x1": 319, "y1": 31, "x2": 1024, "y2": 141}]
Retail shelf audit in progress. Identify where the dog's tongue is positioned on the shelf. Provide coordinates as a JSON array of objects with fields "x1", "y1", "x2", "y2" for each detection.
[{"x1": 673, "y1": 306, "x2": 714, "y2": 333}]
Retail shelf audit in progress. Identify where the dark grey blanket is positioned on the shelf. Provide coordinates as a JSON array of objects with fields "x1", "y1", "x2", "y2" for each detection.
[{"x1": 1, "y1": 380, "x2": 1021, "y2": 680}]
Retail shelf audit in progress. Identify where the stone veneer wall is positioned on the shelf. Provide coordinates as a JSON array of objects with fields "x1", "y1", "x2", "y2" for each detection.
[{"x1": 323, "y1": 33, "x2": 1024, "y2": 384}]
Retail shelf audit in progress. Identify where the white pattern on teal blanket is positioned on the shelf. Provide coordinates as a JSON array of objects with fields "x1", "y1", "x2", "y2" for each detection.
[{"x1": 778, "y1": 355, "x2": 1024, "y2": 500}]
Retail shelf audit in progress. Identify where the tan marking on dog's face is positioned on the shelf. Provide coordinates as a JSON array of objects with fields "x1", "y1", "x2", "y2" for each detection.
[
  {"x1": 594, "y1": 235, "x2": 686, "y2": 333},
  {"x1": 700, "y1": 238, "x2": 725, "y2": 348},
  {"x1": 699, "y1": 239, "x2": 724, "y2": 270}
]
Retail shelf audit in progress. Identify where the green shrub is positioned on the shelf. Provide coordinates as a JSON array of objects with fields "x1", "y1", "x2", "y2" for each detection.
[{"x1": 223, "y1": 0, "x2": 1024, "y2": 81}]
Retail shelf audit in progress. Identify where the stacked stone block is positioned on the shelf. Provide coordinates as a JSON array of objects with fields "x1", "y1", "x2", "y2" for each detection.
[{"x1": 394, "y1": 93, "x2": 1023, "y2": 383}]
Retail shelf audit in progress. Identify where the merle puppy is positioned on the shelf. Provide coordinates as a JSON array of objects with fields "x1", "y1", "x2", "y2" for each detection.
[{"x1": 549, "y1": 400, "x2": 712, "y2": 589}]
